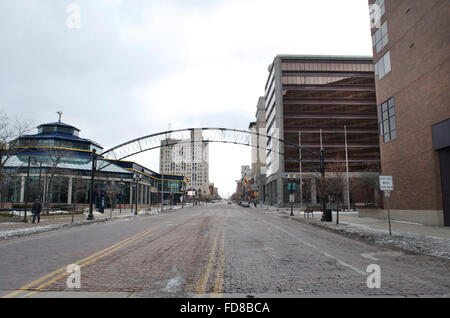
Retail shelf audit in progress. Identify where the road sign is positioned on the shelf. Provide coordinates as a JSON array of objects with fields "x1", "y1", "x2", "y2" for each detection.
[
  {"x1": 384, "y1": 191, "x2": 390, "y2": 198},
  {"x1": 287, "y1": 183, "x2": 296, "y2": 191},
  {"x1": 289, "y1": 194, "x2": 295, "y2": 203},
  {"x1": 379, "y1": 176, "x2": 393, "y2": 191}
]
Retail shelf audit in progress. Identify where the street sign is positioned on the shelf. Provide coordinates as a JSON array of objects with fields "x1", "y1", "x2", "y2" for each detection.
[
  {"x1": 384, "y1": 191, "x2": 390, "y2": 198},
  {"x1": 289, "y1": 194, "x2": 295, "y2": 203},
  {"x1": 287, "y1": 183, "x2": 296, "y2": 191},
  {"x1": 379, "y1": 176, "x2": 393, "y2": 191},
  {"x1": 251, "y1": 184, "x2": 258, "y2": 190}
]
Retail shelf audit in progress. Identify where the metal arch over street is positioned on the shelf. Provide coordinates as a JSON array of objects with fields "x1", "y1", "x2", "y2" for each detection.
[
  {"x1": 98, "y1": 127, "x2": 323, "y2": 171},
  {"x1": 86, "y1": 127, "x2": 325, "y2": 220}
]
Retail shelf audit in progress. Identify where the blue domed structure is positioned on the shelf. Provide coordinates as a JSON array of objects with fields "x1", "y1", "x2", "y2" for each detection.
[{"x1": 2, "y1": 119, "x2": 185, "y2": 212}]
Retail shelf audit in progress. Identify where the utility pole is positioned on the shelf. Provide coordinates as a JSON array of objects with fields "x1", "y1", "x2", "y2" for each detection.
[
  {"x1": 22, "y1": 156, "x2": 32, "y2": 223},
  {"x1": 87, "y1": 149, "x2": 96, "y2": 220},
  {"x1": 344, "y1": 125, "x2": 350, "y2": 211},
  {"x1": 299, "y1": 132, "x2": 303, "y2": 212}
]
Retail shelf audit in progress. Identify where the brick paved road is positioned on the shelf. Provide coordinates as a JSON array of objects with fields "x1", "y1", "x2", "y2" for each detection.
[{"x1": 0, "y1": 203, "x2": 449, "y2": 297}]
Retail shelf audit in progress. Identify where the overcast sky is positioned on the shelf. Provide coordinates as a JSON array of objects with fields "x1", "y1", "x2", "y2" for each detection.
[{"x1": 0, "y1": 0, "x2": 373, "y2": 197}]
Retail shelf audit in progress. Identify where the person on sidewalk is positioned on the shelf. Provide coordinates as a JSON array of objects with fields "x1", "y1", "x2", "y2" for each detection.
[{"x1": 32, "y1": 198, "x2": 42, "y2": 224}]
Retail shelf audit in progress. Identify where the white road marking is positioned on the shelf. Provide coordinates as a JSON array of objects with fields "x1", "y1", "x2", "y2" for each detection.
[
  {"x1": 361, "y1": 251, "x2": 403, "y2": 261},
  {"x1": 262, "y1": 220, "x2": 366, "y2": 275}
]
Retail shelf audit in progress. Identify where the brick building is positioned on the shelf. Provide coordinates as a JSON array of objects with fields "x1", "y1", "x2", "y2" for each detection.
[{"x1": 367, "y1": 0, "x2": 450, "y2": 225}]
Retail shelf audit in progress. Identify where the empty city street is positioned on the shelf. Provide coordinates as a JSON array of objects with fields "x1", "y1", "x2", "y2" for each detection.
[{"x1": 0, "y1": 203, "x2": 449, "y2": 298}]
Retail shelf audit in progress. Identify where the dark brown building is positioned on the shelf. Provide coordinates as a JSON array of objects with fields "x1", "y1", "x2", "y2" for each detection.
[
  {"x1": 367, "y1": 0, "x2": 450, "y2": 226},
  {"x1": 264, "y1": 55, "x2": 380, "y2": 208}
]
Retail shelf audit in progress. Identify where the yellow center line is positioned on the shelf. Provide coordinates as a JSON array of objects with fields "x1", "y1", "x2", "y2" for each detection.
[
  {"x1": 192, "y1": 215, "x2": 228, "y2": 297},
  {"x1": 212, "y1": 217, "x2": 227, "y2": 297},
  {"x1": 3, "y1": 224, "x2": 164, "y2": 298},
  {"x1": 194, "y1": 217, "x2": 226, "y2": 295}
]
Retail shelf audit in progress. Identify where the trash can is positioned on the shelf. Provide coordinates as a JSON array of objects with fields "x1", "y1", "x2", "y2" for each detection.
[{"x1": 321, "y1": 209, "x2": 332, "y2": 222}]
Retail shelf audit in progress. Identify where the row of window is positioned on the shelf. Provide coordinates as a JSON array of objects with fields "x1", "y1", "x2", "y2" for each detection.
[
  {"x1": 282, "y1": 76, "x2": 351, "y2": 85},
  {"x1": 281, "y1": 63, "x2": 373, "y2": 72},
  {"x1": 15, "y1": 138, "x2": 91, "y2": 150},
  {"x1": 38, "y1": 126, "x2": 79, "y2": 136}
]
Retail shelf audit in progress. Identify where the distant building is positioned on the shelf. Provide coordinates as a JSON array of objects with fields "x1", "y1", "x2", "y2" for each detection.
[
  {"x1": 367, "y1": 0, "x2": 450, "y2": 226},
  {"x1": 249, "y1": 97, "x2": 267, "y2": 205},
  {"x1": 160, "y1": 129, "x2": 210, "y2": 196},
  {"x1": 263, "y1": 54, "x2": 380, "y2": 208}
]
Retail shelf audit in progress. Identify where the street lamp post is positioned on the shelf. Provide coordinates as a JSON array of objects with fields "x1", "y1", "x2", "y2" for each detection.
[
  {"x1": 119, "y1": 180, "x2": 124, "y2": 214},
  {"x1": 161, "y1": 173, "x2": 164, "y2": 212},
  {"x1": 87, "y1": 149, "x2": 97, "y2": 221},
  {"x1": 133, "y1": 174, "x2": 141, "y2": 215},
  {"x1": 22, "y1": 156, "x2": 32, "y2": 222}
]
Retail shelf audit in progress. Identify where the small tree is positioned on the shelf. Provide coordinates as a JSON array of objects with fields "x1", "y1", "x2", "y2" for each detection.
[
  {"x1": 321, "y1": 158, "x2": 349, "y2": 224},
  {"x1": 71, "y1": 172, "x2": 87, "y2": 223},
  {"x1": 42, "y1": 148, "x2": 70, "y2": 214}
]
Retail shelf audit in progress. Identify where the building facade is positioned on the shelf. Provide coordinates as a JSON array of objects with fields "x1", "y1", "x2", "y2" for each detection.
[
  {"x1": 264, "y1": 55, "x2": 381, "y2": 208},
  {"x1": 367, "y1": 0, "x2": 450, "y2": 226},
  {"x1": 159, "y1": 129, "x2": 210, "y2": 197}
]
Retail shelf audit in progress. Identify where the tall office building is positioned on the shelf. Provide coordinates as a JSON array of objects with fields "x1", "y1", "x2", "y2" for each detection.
[
  {"x1": 368, "y1": 0, "x2": 449, "y2": 226},
  {"x1": 249, "y1": 96, "x2": 267, "y2": 204},
  {"x1": 160, "y1": 130, "x2": 210, "y2": 196},
  {"x1": 264, "y1": 55, "x2": 380, "y2": 207}
]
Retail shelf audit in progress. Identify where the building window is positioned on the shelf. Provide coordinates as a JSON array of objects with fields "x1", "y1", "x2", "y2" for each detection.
[
  {"x1": 378, "y1": 97, "x2": 397, "y2": 143},
  {"x1": 372, "y1": 21, "x2": 388, "y2": 53},
  {"x1": 372, "y1": 0, "x2": 385, "y2": 18},
  {"x1": 374, "y1": 51, "x2": 391, "y2": 80}
]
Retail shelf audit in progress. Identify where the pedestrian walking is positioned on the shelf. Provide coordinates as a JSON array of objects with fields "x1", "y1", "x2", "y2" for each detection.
[{"x1": 32, "y1": 198, "x2": 42, "y2": 224}]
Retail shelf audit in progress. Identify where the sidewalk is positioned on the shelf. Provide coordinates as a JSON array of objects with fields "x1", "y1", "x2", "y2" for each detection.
[
  {"x1": 0, "y1": 204, "x2": 184, "y2": 241},
  {"x1": 259, "y1": 204, "x2": 450, "y2": 260}
]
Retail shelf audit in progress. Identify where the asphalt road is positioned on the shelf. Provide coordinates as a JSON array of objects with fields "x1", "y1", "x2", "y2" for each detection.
[{"x1": 0, "y1": 202, "x2": 449, "y2": 297}]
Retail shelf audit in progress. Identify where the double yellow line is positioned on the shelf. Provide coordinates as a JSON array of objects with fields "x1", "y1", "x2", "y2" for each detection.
[
  {"x1": 191, "y1": 217, "x2": 227, "y2": 296},
  {"x1": 3, "y1": 225, "x2": 162, "y2": 298}
]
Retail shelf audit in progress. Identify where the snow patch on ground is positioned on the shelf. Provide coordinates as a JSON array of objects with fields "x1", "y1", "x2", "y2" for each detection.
[
  {"x1": 0, "y1": 210, "x2": 163, "y2": 240},
  {"x1": 298, "y1": 218, "x2": 450, "y2": 260}
]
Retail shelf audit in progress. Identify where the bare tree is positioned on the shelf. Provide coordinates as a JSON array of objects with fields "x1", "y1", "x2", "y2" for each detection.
[
  {"x1": 319, "y1": 158, "x2": 348, "y2": 224},
  {"x1": 0, "y1": 111, "x2": 34, "y2": 206},
  {"x1": 71, "y1": 171, "x2": 87, "y2": 223},
  {"x1": 104, "y1": 175, "x2": 120, "y2": 218},
  {"x1": 42, "y1": 148, "x2": 70, "y2": 214}
]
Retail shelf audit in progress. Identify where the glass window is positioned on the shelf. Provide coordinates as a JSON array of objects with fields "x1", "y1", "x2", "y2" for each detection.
[
  {"x1": 378, "y1": 57, "x2": 385, "y2": 78},
  {"x1": 388, "y1": 107, "x2": 395, "y2": 117},
  {"x1": 388, "y1": 97, "x2": 395, "y2": 107},
  {"x1": 378, "y1": 97, "x2": 397, "y2": 143},
  {"x1": 389, "y1": 117, "x2": 396, "y2": 130},
  {"x1": 384, "y1": 51, "x2": 391, "y2": 74},
  {"x1": 375, "y1": 51, "x2": 391, "y2": 80},
  {"x1": 373, "y1": 21, "x2": 389, "y2": 53},
  {"x1": 390, "y1": 130, "x2": 397, "y2": 140}
]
